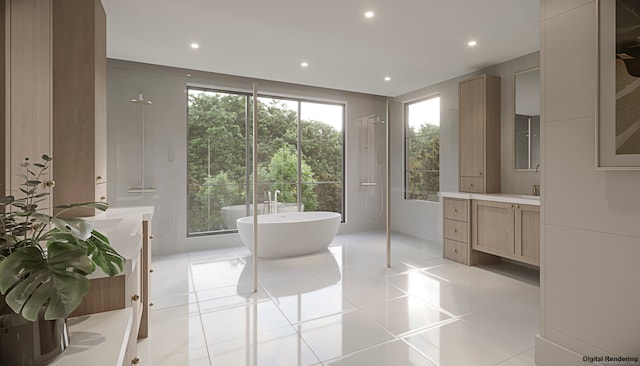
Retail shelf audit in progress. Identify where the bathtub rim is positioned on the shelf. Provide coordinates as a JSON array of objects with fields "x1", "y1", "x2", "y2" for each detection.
[{"x1": 236, "y1": 211, "x2": 341, "y2": 225}]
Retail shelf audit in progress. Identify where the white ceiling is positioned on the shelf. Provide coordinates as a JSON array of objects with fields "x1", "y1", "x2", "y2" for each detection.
[{"x1": 103, "y1": 0, "x2": 539, "y2": 97}]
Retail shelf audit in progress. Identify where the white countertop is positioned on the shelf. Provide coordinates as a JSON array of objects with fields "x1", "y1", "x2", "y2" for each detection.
[
  {"x1": 50, "y1": 308, "x2": 132, "y2": 366},
  {"x1": 85, "y1": 206, "x2": 154, "y2": 279},
  {"x1": 439, "y1": 192, "x2": 540, "y2": 206}
]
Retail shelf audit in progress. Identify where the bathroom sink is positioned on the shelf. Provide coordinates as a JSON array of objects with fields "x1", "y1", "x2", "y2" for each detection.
[
  {"x1": 503, "y1": 194, "x2": 540, "y2": 200},
  {"x1": 88, "y1": 217, "x2": 123, "y2": 231}
]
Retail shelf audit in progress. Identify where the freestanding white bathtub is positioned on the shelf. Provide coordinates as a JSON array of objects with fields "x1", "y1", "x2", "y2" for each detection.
[{"x1": 236, "y1": 211, "x2": 341, "y2": 258}]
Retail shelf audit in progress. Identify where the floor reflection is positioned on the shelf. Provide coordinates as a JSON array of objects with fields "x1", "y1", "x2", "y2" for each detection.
[{"x1": 140, "y1": 231, "x2": 539, "y2": 366}]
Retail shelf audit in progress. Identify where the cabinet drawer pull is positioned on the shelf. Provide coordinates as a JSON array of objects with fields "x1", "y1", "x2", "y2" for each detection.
[
  {"x1": 454, "y1": 208, "x2": 458, "y2": 212},
  {"x1": 454, "y1": 249, "x2": 458, "y2": 253},
  {"x1": 132, "y1": 357, "x2": 140, "y2": 365},
  {"x1": 96, "y1": 175, "x2": 103, "y2": 181},
  {"x1": 149, "y1": 235, "x2": 155, "y2": 239},
  {"x1": 478, "y1": 172, "x2": 482, "y2": 176},
  {"x1": 150, "y1": 302, "x2": 154, "y2": 307},
  {"x1": 453, "y1": 229, "x2": 458, "y2": 233},
  {"x1": 149, "y1": 268, "x2": 154, "y2": 273},
  {"x1": 469, "y1": 183, "x2": 474, "y2": 187},
  {"x1": 45, "y1": 180, "x2": 56, "y2": 188},
  {"x1": 100, "y1": 196, "x2": 106, "y2": 201},
  {"x1": 132, "y1": 294, "x2": 140, "y2": 302}
]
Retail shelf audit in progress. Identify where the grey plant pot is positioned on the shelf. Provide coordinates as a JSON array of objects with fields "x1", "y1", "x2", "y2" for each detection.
[{"x1": 0, "y1": 299, "x2": 70, "y2": 366}]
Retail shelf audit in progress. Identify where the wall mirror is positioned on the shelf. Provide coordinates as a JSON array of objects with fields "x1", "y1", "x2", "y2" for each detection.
[{"x1": 514, "y1": 67, "x2": 540, "y2": 171}]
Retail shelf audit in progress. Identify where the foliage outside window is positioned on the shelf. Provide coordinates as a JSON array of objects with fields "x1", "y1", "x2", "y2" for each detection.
[
  {"x1": 187, "y1": 88, "x2": 344, "y2": 236},
  {"x1": 405, "y1": 96, "x2": 440, "y2": 201}
]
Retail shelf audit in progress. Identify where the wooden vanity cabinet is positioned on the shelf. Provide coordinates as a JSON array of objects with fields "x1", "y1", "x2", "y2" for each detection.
[
  {"x1": 70, "y1": 218, "x2": 152, "y2": 366},
  {"x1": 459, "y1": 75, "x2": 501, "y2": 194},
  {"x1": 443, "y1": 198, "x2": 470, "y2": 264},
  {"x1": 514, "y1": 204, "x2": 540, "y2": 266},
  {"x1": 471, "y1": 200, "x2": 540, "y2": 266}
]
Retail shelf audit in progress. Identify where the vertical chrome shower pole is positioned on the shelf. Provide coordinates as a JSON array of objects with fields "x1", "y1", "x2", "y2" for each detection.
[
  {"x1": 252, "y1": 83, "x2": 259, "y2": 293},
  {"x1": 140, "y1": 100, "x2": 145, "y2": 191},
  {"x1": 386, "y1": 100, "x2": 391, "y2": 268}
]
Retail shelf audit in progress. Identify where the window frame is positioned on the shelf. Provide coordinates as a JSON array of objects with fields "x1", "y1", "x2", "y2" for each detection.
[
  {"x1": 403, "y1": 94, "x2": 441, "y2": 202},
  {"x1": 186, "y1": 86, "x2": 346, "y2": 236}
]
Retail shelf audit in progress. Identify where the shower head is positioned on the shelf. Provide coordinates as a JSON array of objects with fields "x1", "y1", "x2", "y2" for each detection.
[
  {"x1": 130, "y1": 93, "x2": 152, "y2": 105},
  {"x1": 367, "y1": 115, "x2": 384, "y2": 124}
]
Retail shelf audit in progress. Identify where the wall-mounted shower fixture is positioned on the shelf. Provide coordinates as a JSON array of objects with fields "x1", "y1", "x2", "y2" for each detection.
[
  {"x1": 128, "y1": 93, "x2": 157, "y2": 193},
  {"x1": 358, "y1": 114, "x2": 384, "y2": 218}
]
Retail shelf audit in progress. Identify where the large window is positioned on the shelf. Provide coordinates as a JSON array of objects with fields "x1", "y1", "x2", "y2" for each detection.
[
  {"x1": 187, "y1": 88, "x2": 344, "y2": 236},
  {"x1": 405, "y1": 96, "x2": 440, "y2": 201}
]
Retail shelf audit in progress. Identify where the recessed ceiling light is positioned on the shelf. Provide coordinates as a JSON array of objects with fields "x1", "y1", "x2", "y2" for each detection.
[
  {"x1": 190, "y1": 43, "x2": 200, "y2": 49},
  {"x1": 365, "y1": 11, "x2": 374, "y2": 18},
  {"x1": 468, "y1": 40, "x2": 477, "y2": 47},
  {"x1": 301, "y1": 62, "x2": 309, "y2": 68},
  {"x1": 384, "y1": 76, "x2": 391, "y2": 81}
]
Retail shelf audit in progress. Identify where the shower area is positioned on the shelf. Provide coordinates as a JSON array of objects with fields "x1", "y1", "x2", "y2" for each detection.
[{"x1": 358, "y1": 115, "x2": 385, "y2": 219}]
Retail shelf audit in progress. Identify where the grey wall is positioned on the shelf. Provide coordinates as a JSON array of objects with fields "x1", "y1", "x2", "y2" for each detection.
[
  {"x1": 107, "y1": 59, "x2": 387, "y2": 255},
  {"x1": 389, "y1": 52, "x2": 540, "y2": 241},
  {"x1": 536, "y1": 1, "x2": 640, "y2": 364}
]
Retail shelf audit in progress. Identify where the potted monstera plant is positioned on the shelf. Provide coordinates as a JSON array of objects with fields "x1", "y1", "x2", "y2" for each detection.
[{"x1": 0, "y1": 155, "x2": 124, "y2": 365}]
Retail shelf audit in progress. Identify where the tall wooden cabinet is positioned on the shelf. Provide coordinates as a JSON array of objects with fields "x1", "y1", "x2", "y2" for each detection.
[
  {"x1": 0, "y1": 0, "x2": 5, "y2": 201},
  {"x1": 3, "y1": 0, "x2": 53, "y2": 208},
  {"x1": 2, "y1": 0, "x2": 106, "y2": 213},
  {"x1": 52, "y1": 0, "x2": 107, "y2": 216},
  {"x1": 458, "y1": 75, "x2": 501, "y2": 193}
]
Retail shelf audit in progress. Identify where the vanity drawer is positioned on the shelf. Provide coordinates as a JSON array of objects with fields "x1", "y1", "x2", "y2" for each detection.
[
  {"x1": 444, "y1": 219, "x2": 468, "y2": 242},
  {"x1": 443, "y1": 198, "x2": 468, "y2": 221},
  {"x1": 444, "y1": 239, "x2": 468, "y2": 264},
  {"x1": 460, "y1": 177, "x2": 484, "y2": 193}
]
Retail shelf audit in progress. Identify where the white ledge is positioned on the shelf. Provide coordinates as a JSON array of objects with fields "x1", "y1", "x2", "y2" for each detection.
[
  {"x1": 50, "y1": 308, "x2": 132, "y2": 366},
  {"x1": 439, "y1": 192, "x2": 540, "y2": 206},
  {"x1": 84, "y1": 206, "x2": 154, "y2": 279}
]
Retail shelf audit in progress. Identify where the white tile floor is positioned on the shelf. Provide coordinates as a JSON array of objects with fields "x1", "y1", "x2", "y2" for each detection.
[{"x1": 139, "y1": 232, "x2": 539, "y2": 366}]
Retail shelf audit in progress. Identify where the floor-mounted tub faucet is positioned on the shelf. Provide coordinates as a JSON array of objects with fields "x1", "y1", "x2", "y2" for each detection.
[
  {"x1": 264, "y1": 190, "x2": 281, "y2": 214},
  {"x1": 271, "y1": 190, "x2": 280, "y2": 214}
]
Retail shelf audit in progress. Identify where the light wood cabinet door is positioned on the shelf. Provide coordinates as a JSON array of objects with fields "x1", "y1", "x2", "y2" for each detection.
[
  {"x1": 138, "y1": 220, "x2": 152, "y2": 339},
  {"x1": 459, "y1": 76, "x2": 485, "y2": 178},
  {"x1": 458, "y1": 74, "x2": 501, "y2": 194},
  {"x1": 472, "y1": 200, "x2": 514, "y2": 258},
  {"x1": 5, "y1": 0, "x2": 53, "y2": 209},
  {"x1": 52, "y1": 0, "x2": 106, "y2": 216},
  {"x1": 515, "y1": 204, "x2": 540, "y2": 266}
]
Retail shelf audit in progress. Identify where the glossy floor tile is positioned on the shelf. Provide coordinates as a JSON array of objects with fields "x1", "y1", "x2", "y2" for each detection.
[
  {"x1": 324, "y1": 340, "x2": 437, "y2": 366},
  {"x1": 296, "y1": 310, "x2": 394, "y2": 362},
  {"x1": 143, "y1": 231, "x2": 539, "y2": 366},
  {"x1": 403, "y1": 319, "x2": 523, "y2": 366},
  {"x1": 208, "y1": 326, "x2": 320, "y2": 366}
]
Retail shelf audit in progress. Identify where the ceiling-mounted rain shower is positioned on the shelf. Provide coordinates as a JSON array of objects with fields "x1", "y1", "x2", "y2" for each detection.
[{"x1": 128, "y1": 93, "x2": 156, "y2": 193}]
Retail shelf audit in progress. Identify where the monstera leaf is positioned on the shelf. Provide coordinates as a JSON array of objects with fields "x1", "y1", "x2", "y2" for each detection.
[
  {"x1": 46, "y1": 229, "x2": 124, "y2": 277},
  {"x1": 0, "y1": 242, "x2": 93, "y2": 321},
  {"x1": 84, "y1": 230, "x2": 124, "y2": 276}
]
